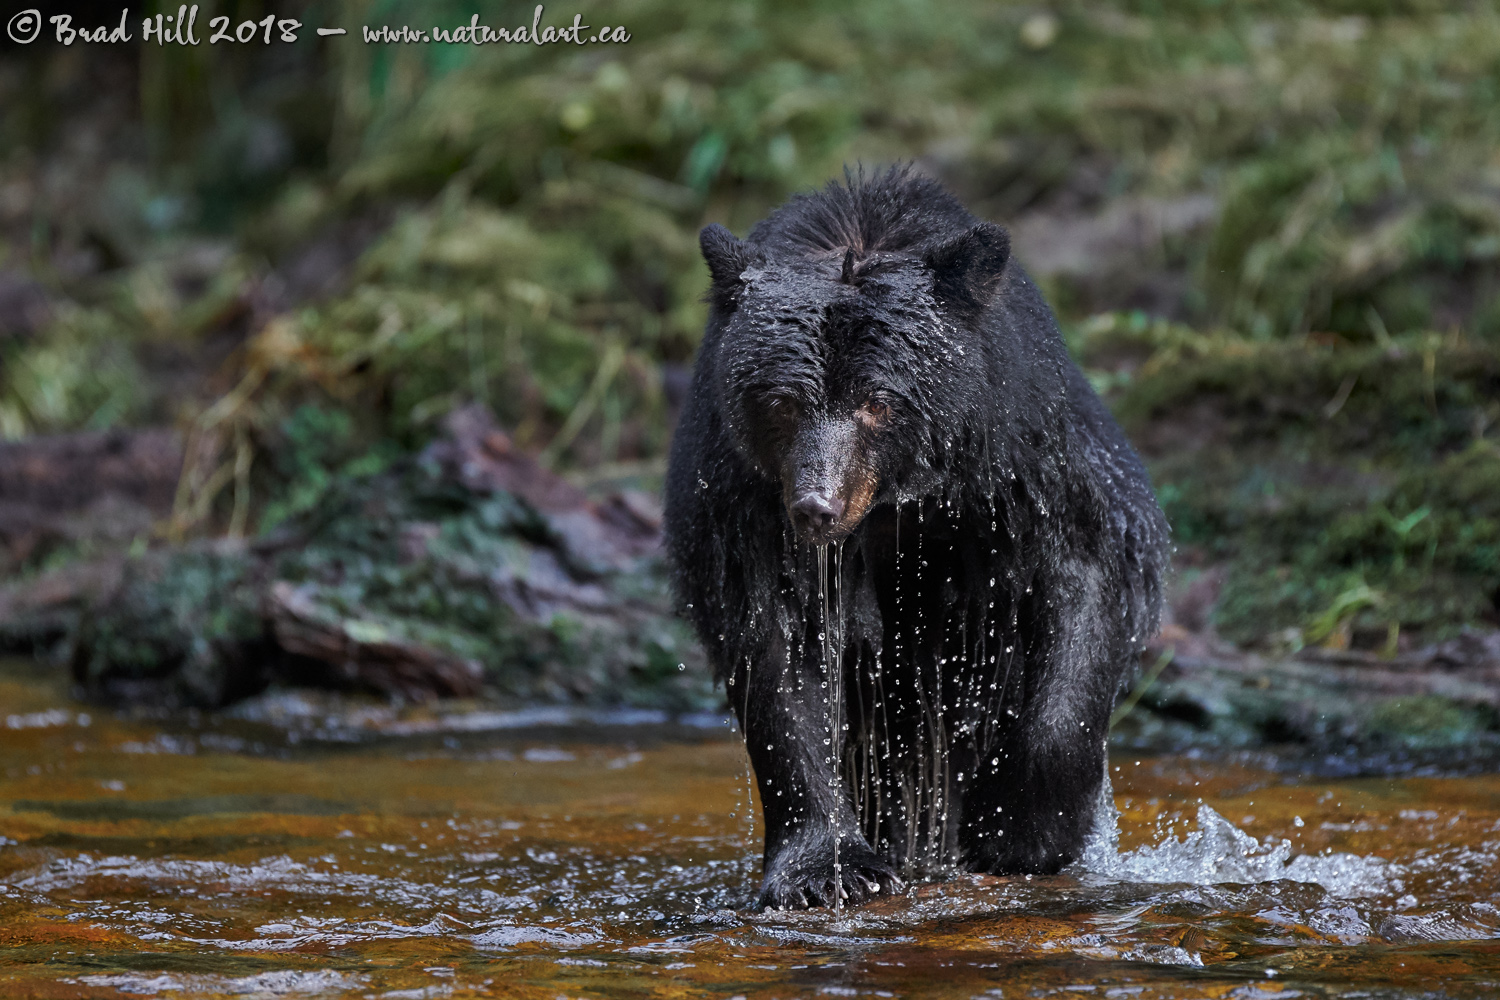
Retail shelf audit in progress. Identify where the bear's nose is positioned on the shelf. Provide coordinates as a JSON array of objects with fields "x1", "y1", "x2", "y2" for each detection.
[{"x1": 791, "y1": 492, "x2": 846, "y2": 534}]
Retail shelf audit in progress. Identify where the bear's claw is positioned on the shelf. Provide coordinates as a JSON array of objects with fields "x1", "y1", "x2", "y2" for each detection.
[{"x1": 758, "y1": 845, "x2": 904, "y2": 911}]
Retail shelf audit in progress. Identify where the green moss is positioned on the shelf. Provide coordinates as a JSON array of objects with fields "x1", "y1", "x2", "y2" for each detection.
[
  {"x1": 1367, "y1": 696, "x2": 1495, "y2": 750},
  {"x1": 13, "y1": 0, "x2": 1500, "y2": 445},
  {"x1": 73, "y1": 548, "x2": 267, "y2": 705},
  {"x1": 0, "y1": 310, "x2": 149, "y2": 438}
]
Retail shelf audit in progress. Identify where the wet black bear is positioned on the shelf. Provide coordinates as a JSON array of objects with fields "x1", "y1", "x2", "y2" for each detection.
[{"x1": 663, "y1": 168, "x2": 1168, "y2": 910}]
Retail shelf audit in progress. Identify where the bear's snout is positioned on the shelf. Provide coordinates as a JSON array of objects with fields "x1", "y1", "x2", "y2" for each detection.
[
  {"x1": 790, "y1": 491, "x2": 846, "y2": 539},
  {"x1": 783, "y1": 417, "x2": 872, "y2": 543}
]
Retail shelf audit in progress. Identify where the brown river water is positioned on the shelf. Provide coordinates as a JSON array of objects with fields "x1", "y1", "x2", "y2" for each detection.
[{"x1": 3, "y1": 657, "x2": 1499, "y2": 999}]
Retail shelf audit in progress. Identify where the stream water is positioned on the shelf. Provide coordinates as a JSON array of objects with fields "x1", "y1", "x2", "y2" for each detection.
[{"x1": 3, "y1": 657, "x2": 1499, "y2": 999}]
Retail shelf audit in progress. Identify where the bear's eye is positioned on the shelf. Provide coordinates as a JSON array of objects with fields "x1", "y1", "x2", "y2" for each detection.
[
  {"x1": 766, "y1": 396, "x2": 800, "y2": 428},
  {"x1": 856, "y1": 400, "x2": 890, "y2": 429}
]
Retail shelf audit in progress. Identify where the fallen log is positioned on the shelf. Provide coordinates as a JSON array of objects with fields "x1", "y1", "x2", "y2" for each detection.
[{"x1": 267, "y1": 580, "x2": 483, "y2": 700}]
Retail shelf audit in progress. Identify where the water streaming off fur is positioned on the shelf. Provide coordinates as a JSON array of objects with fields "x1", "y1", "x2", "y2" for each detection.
[
  {"x1": 815, "y1": 540, "x2": 846, "y2": 917},
  {"x1": 814, "y1": 507, "x2": 956, "y2": 890},
  {"x1": 4, "y1": 658, "x2": 1500, "y2": 999}
]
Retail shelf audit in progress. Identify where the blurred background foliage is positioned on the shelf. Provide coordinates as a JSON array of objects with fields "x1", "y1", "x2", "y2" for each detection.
[{"x1": 1, "y1": 0, "x2": 1499, "y2": 652}]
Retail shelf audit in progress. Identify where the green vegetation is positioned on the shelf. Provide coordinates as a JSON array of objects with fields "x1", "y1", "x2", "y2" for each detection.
[
  {"x1": 3, "y1": 0, "x2": 1499, "y2": 650},
  {"x1": 1076, "y1": 313, "x2": 1500, "y2": 647}
]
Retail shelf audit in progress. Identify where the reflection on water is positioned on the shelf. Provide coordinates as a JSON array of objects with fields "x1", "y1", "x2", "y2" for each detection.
[{"x1": 3, "y1": 658, "x2": 1499, "y2": 999}]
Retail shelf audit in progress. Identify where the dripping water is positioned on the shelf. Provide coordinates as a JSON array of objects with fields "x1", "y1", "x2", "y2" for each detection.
[
  {"x1": 816, "y1": 539, "x2": 846, "y2": 916},
  {"x1": 734, "y1": 655, "x2": 756, "y2": 873}
]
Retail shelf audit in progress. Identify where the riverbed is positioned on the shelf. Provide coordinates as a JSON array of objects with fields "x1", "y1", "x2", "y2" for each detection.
[{"x1": 2, "y1": 658, "x2": 1498, "y2": 999}]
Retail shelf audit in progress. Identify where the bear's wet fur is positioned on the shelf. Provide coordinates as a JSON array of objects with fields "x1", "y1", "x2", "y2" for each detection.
[{"x1": 664, "y1": 167, "x2": 1169, "y2": 910}]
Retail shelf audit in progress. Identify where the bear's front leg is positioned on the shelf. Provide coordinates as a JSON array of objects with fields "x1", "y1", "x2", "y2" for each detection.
[
  {"x1": 962, "y1": 558, "x2": 1120, "y2": 874},
  {"x1": 733, "y1": 639, "x2": 904, "y2": 910}
]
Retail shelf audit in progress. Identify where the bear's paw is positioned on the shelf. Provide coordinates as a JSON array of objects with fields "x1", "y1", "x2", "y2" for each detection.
[{"x1": 759, "y1": 839, "x2": 904, "y2": 911}]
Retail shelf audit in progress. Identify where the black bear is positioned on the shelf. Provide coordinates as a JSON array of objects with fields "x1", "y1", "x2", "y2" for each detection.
[{"x1": 663, "y1": 168, "x2": 1168, "y2": 910}]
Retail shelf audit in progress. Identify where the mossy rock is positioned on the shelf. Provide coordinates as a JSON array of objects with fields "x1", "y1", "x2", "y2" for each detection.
[
  {"x1": 68, "y1": 433, "x2": 713, "y2": 712},
  {"x1": 70, "y1": 546, "x2": 274, "y2": 706}
]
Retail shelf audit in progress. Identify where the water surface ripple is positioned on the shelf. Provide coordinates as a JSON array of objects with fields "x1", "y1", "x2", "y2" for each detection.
[{"x1": 3, "y1": 662, "x2": 1499, "y2": 998}]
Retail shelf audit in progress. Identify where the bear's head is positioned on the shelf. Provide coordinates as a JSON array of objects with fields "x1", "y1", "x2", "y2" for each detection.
[{"x1": 700, "y1": 220, "x2": 1010, "y2": 544}]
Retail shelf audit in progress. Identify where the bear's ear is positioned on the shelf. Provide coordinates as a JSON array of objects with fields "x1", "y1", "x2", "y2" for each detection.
[
  {"x1": 700, "y1": 224, "x2": 757, "y2": 308},
  {"x1": 925, "y1": 222, "x2": 1011, "y2": 316}
]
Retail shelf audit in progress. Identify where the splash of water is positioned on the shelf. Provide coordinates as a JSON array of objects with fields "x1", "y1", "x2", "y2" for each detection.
[{"x1": 1078, "y1": 780, "x2": 1399, "y2": 899}]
